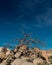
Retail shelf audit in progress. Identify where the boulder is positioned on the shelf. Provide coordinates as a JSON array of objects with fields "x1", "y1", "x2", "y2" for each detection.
[
  {"x1": 33, "y1": 49, "x2": 48, "y2": 62},
  {"x1": 21, "y1": 56, "x2": 29, "y2": 61},
  {"x1": 14, "y1": 52, "x2": 21, "y2": 58},
  {"x1": 0, "y1": 63, "x2": 6, "y2": 65},
  {"x1": 0, "y1": 47, "x2": 10, "y2": 54},
  {"x1": 33, "y1": 48, "x2": 40, "y2": 54},
  {"x1": 0, "y1": 57, "x2": 11, "y2": 65},
  {"x1": 33, "y1": 58, "x2": 44, "y2": 65},
  {"x1": 29, "y1": 51, "x2": 37, "y2": 60},
  {"x1": 13, "y1": 44, "x2": 25, "y2": 53},
  {"x1": 21, "y1": 62, "x2": 34, "y2": 65},
  {"x1": 6, "y1": 50, "x2": 11, "y2": 56},
  {"x1": 41, "y1": 50, "x2": 48, "y2": 62},
  {"x1": 11, "y1": 59, "x2": 26, "y2": 65},
  {"x1": 13, "y1": 48, "x2": 17, "y2": 53},
  {"x1": 0, "y1": 52, "x2": 6, "y2": 59},
  {"x1": 0, "y1": 47, "x2": 3, "y2": 52},
  {"x1": 19, "y1": 45, "x2": 27, "y2": 52},
  {"x1": 6, "y1": 50, "x2": 14, "y2": 57}
]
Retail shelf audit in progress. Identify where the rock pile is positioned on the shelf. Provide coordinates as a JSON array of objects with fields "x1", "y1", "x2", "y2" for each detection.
[{"x1": 0, "y1": 44, "x2": 51, "y2": 65}]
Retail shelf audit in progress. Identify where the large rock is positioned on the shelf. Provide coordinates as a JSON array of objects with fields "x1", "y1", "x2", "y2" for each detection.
[
  {"x1": 33, "y1": 48, "x2": 48, "y2": 62},
  {"x1": 14, "y1": 44, "x2": 27, "y2": 53},
  {"x1": 0, "y1": 57, "x2": 11, "y2": 65},
  {"x1": 21, "y1": 56, "x2": 29, "y2": 61},
  {"x1": 33, "y1": 48, "x2": 40, "y2": 54},
  {"x1": 0, "y1": 52, "x2": 6, "y2": 59},
  {"x1": 13, "y1": 48, "x2": 17, "y2": 53},
  {"x1": 14, "y1": 52, "x2": 21, "y2": 58},
  {"x1": 0, "y1": 47, "x2": 10, "y2": 54},
  {"x1": 19, "y1": 45, "x2": 27, "y2": 52},
  {"x1": 15, "y1": 45, "x2": 28, "y2": 58},
  {"x1": 0, "y1": 63, "x2": 6, "y2": 65},
  {"x1": 0, "y1": 47, "x2": 7, "y2": 53},
  {"x1": 6, "y1": 50, "x2": 11, "y2": 56},
  {"x1": 21, "y1": 62, "x2": 34, "y2": 65},
  {"x1": 33, "y1": 58, "x2": 44, "y2": 65},
  {"x1": 11, "y1": 59, "x2": 26, "y2": 65},
  {"x1": 0, "y1": 47, "x2": 4, "y2": 52},
  {"x1": 6, "y1": 50, "x2": 14, "y2": 58},
  {"x1": 41, "y1": 50, "x2": 48, "y2": 62},
  {"x1": 29, "y1": 50, "x2": 37, "y2": 60},
  {"x1": 47, "y1": 50, "x2": 52, "y2": 53}
]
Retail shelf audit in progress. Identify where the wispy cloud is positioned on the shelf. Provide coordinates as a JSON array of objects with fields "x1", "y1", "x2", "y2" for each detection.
[
  {"x1": 34, "y1": 8, "x2": 52, "y2": 27},
  {"x1": 20, "y1": 23, "x2": 32, "y2": 30}
]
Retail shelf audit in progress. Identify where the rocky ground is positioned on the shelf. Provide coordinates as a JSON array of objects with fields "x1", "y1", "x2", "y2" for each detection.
[{"x1": 0, "y1": 44, "x2": 52, "y2": 65}]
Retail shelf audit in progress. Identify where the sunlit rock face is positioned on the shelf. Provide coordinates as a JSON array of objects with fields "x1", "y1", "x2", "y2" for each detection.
[
  {"x1": 33, "y1": 58, "x2": 44, "y2": 65},
  {"x1": 0, "y1": 45, "x2": 51, "y2": 65},
  {"x1": 41, "y1": 50, "x2": 48, "y2": 62},
  {"x1": 0, "y1": 47, "x2": 4, "y2": 52}
]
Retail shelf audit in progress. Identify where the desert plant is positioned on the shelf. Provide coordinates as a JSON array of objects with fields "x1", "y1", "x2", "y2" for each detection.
[
  {"x1": 49, "y1": 59, "x2": 52, "y2": 64},
  {"x1": 37, "y1": 63, "x2": 49, "y2": 65},
  {"x1": 37, "y1": 63, "x2": 43, "y2": 65}
]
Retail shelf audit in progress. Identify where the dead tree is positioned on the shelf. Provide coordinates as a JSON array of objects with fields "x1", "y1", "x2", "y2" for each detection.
[{"x1": 3, "y1": 33, "x2": 45, "y2": 50}]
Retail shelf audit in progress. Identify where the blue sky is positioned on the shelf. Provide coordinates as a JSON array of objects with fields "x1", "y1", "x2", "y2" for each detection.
[{"x1": 0, "y1": 0, "x2": 52, "y2": 50}]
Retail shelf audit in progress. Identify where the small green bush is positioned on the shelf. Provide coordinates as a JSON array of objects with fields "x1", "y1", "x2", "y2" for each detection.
[
  {"x1": 37, "y1": 63, "x2": 44, "y2": 65},
  {"x1": 49, "y1": 59, "x2": 52, "y2": 64},
  {"x1": 37, "y1": 63, "x2": 49, "y2": 65}
]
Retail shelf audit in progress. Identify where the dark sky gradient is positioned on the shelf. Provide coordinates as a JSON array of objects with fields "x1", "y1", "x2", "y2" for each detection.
[{"x1": 0, "y1": 0, "x2": 52, "y2": 50}]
